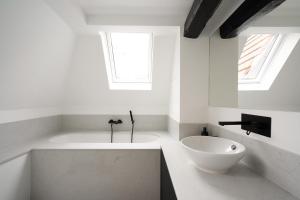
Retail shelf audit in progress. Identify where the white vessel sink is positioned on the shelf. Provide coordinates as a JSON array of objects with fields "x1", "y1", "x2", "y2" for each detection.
[{"x1": 181, "y1": 136, "x2": 246, "y2": 174}]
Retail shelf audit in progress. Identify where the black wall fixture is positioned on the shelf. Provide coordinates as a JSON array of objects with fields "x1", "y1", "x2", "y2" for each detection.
[
  {"x1": 184, "y1": 0, "x2": 222, "y2": 39},
  {"x1": 241, "y1": 114, "x2": 271, "y2": 137},
  {"x1": 220, "y1": 0, "x2": 286, "y2": 39},
  {"x1": 219, "y1": 113, "x2": 272, "y2": 138}
]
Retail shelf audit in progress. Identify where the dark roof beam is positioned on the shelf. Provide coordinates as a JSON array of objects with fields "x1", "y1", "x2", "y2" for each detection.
[
  {"x1": 220, "y1": 0, "x2": 286, "y2": 39},
  {"x1": 184, "y1": 0, "x2": 222, "y2": 39}
]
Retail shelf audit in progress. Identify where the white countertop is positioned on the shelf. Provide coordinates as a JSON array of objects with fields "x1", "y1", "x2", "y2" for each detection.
[
  {"x1": 162, "y1": 141, "x2": 299, "y2": 200},
  {"x1": 0, "y1": 131, "x2": 298, "y2": 200}
]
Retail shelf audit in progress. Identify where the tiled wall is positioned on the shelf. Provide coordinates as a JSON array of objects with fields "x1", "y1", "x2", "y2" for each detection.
[{"x1": 61, "y1": 115, "x2": 168, "y2": 132}]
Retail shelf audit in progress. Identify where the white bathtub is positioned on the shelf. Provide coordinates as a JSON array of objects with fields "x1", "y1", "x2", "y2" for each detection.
[{"x1": 49, "y1": 132, "x2": 159, "y2": 143}]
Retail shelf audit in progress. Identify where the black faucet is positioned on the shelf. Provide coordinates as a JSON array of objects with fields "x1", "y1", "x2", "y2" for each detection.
[
  {"x1": 218, "y1": 114, "x2": 272, "y2": 137},
  {"x1": 218, "y1": 121, "x2": 253, "y2": 135},
  {"x1": 108, "y1": 119, "x2": 123, "y2": 143},
  {"x1": 108, "y1": 119, "x2": 123, "y2": 125},
  {"x1": 218, "y1": 121, "x2": 252, "y2": 126},
  {"x1": 129, "y1": 110, "x2": 135, "y2": 143}
]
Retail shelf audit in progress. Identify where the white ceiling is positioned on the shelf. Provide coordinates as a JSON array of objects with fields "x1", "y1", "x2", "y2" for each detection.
[
  {"x1": 44, "y1": 0, "x2": 246, "y2": 36},
  {"x1": 76, "y1": 0, "x2": 193, "y2": 16},
  {"x1": 44, "y1": 0, "x2": 193, "y2": 34},
  {"x1": 44, "y1": 0, "x2": 300, "y2": 36}
]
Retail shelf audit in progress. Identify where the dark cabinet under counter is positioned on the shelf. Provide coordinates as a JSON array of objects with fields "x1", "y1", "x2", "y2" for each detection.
[{"x1": 161, "y1": 150, "x2": 177, "y2": 200}]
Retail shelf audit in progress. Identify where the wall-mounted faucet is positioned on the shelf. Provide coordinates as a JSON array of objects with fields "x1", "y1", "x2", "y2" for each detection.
[
  {"x1": 219, "y1": 121, "x2": 252, "y2": 126},
  {"x1": 108, "y1": 119, "x2": 123, "y2": 143},
  {"x1": 218, "y1": 113, "x2": 271, "y2": 137},
  {"x1": 108, "y1": 119, "x2": 123, "y2": 125},
  {"x1": 219, "y1": 121, "x2": 254, "y2": 135}
]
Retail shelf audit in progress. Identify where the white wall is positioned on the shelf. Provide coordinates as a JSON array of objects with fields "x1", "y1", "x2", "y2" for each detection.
[
  {"x1": 180, "y1": 36, "x2": 209, "y2": 123},
  {"x1": 0, "y1": 0, "x2": 75, "y2": 123},
  {"x1": 63, "y1": 34, "x2": 176, "y2": 115},
  {"x1": 168, "y1": 31, "x2": 181, "y2": 122},
  {"x1": 0, "y1": 154, "x2": 31, "y2": 200},
  {"x1": 168, "y1": 31, "x2": 209, "y2": 140},
  {"x1": 209, "y1": 33, "x2": 238, "y2": 108}
]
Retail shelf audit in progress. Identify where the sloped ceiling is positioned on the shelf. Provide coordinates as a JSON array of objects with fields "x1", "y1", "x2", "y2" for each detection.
[
  {"x1": 244, "y1": 0, "x2": 300, "y2": 34},
  {"x1": 267, "y1": 0, "x2": 300, "y2": 16},
  {"x1": 0, "y1": 0, "x2": 75, "y2": 122},
  {"x1": 44, "y1": 0, "x2": 246, "y2": 36}
]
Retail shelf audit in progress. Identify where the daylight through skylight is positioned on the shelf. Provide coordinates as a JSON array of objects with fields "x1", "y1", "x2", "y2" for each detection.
[
  {"x1": 238, "y1": 33, "x2": 300, "y2": 91},
  {"x1": 100, "y1": 32, "x2": 153, "y2": 90},
  {"x1": 238, "y1": 34, "x2": 278, "y2": 80}
]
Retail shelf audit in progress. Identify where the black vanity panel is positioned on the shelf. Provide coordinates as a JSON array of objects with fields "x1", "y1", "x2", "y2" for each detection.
[{"x1": 161, "y1": 150, "x2": 177, "y2": 200}]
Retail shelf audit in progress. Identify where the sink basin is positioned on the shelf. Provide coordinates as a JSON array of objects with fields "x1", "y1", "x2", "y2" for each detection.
[{"x1": 181, "y1": 136, "x2": 246, "y2": 174}]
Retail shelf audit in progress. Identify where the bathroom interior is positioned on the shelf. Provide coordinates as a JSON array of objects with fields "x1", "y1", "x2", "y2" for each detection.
[{"x1": 1, "y1": 0, "x2": 300, "y2": 199}]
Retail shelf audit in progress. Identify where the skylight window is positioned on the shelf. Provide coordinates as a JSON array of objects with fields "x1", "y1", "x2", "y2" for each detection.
[
  {"x1": 238, "y1": 34, "x2": 279, "y2": 80},
  {"x1": 238, "y1": 33, "x2": 300, "y2": 91},
  {"x1": 100, "y1": 32, "x2": 153, "y2": 90}
]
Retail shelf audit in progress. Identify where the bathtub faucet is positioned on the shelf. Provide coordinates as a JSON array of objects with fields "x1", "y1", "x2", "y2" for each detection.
[
  {"x1": 108, "y1": 119, "x2": 123, "y2": 143},
  {"x1": 108, "y1": 119, "x2": 123, "y2": 125}
]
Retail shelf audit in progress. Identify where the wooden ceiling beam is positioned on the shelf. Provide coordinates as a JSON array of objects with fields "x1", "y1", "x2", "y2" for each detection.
[
  {"x1": 220, "y1": 0, "x2": 286, "y2": 39},
  {"x1": 184, "y1": 0, "x2": 222, "y2": 39}
]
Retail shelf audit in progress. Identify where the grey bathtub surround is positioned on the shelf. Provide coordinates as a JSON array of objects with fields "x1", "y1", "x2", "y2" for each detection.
[
  {"x1": 0, "y1": 116, "x2": 61, "y2": 153},
  {"x1": 0, "y1": 130, "x2": 298, "y2": 200},
  {"x1": 168, "y1": 117, "x2": 206, "y2": 140},
  {"x1": 61, "y1": 114, "x2": 168, "y2": 132},
  {"x1": 31, "y1": 149, "x2": 160, "y2": 200},
  {"x1": 0, "y1": 153, "x2": 31, "y2": 200},
  {"x1": 0, "y1": 114, "x2": 167, "y2": 163},
  {"x1": 208, "y1": 124, "x2": 300, "y2": 199}
]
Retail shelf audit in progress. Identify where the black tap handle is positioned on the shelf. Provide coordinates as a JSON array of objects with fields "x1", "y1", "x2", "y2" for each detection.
[
  {"x1": 109, "y1": 119, "x2": 122, "y2": 124},
  {"x1": 130, "y1": 110, "x2": 134, "y2": 124}
]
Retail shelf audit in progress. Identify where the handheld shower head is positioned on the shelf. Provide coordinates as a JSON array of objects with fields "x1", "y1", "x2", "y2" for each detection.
[{"x1": 129, "y1": 110, "x2": 134, "y2": 124}]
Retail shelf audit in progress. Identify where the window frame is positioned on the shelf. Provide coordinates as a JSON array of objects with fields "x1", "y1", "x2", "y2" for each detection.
[
  {"x1": 238, "y1": 34, "x2": 282, "y2": 83},
  {"x1": 238, "y1": 34, "x2": 283, "y2": 91},
  {"x1": 239, "y1": 34, "x2": 280, "y2": 80},
  {"x1": 100, "y1": 31, "x2": 154, "y2": 90},
  {"x1": 238, "y1": 33, "x2": 300, "y2": 91}
]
